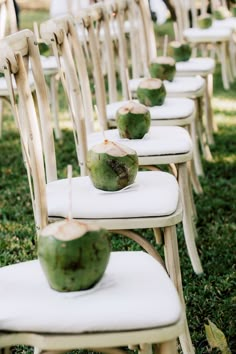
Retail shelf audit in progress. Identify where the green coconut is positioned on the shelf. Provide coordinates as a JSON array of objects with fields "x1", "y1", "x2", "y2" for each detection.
[
  {"x1": 116, "y1": 101, "x2": 151, "y2": 139},
  {"x1": 197, "y1": 14, "x2": 213, "y2": 29},
  {"x1": 168, "y1": 41, "x2": 192, "y2": 62},
  {"x1": 87, "y1": 140, "x2": 139, "y2": 191},
  {"x1": 149, "y1": 56, "x2": 176, "y2": 82},
  {"x1": 137, "y1": 78, "x2": 166, "y2": 106},
  {"x1": 38, "y1": 219, "x2": 110, "y2": 292},
  {"x1": 213, "y1": 6, "x2": 230, "y2": 20}
]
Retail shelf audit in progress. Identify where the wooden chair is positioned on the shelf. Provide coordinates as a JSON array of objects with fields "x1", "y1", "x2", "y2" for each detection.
[
  {"x1": 0, "y1": 0, "x2": 60, "y2": 140},
  {"x1": 172, "y1": 0, "x2": 233, "y2": 90},
  {"x1": 0, "y1": 29, "x2": 195, "y2": 353},
  {"x1": 40, "y1": 13, "x2": 203, "y2": 278},
  {"x1": 74, "y1": 1, "x2": 206, "y2": 181},
  {"x1": 117, "y1": 0, "x2": 213, "y2": 163},
  {"x1": 88, "y1": 0, "x2": 212, "y2": 178},
  {"x1": 210, "y1": 0, "x2": 236, "y2": 78},
  {"x1": 0, "y1": 0, "x2": 18, "y2": 137}
]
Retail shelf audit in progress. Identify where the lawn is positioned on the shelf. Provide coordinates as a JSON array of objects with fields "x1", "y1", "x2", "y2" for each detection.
[{"x1": 0, "y1": 8, "x2": 235, "y2": 354}]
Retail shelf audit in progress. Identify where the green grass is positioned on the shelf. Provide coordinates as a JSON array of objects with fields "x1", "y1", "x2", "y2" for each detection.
[
  {"x1": 19, "y1": 9, "x2": 50, "y2": 31},
  {"x1": 0, "y1": 11, "x2": 236, "y2": 354}
]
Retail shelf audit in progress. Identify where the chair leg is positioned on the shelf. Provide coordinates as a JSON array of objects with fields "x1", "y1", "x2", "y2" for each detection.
[
  {"x1": 1, "y1": 349, "x2": 10, "y2": 354},
  {"x1": 163, "y1": 226, "x2": 185, "y2": 304},
  {"x1": 163, "y1": 226, "x2": 195, "y2": 354},
  {"x1": 178, "y1": 163, "x2": 203, "y2": 274},
  {"x1": 178, "y1": 163, "x2": 197, "y2": 219},
  {"x1": 0, "y1": 99, "x2": 3, "y2": 138},
  {"x1": 226, "y1": 40, "x2": 234, "y2": 84},
  {"x1": 158, "y1": 341, "x2": 178, "y2": 354},
  {"x1": 204, "y1": 74, "x2": 214, "y2": 145},
  {"x1": 153, "y1": 227, "x2": 163, "y2": 245},
  {"x1": 187, "y1": 163, "x2": 199, "y2": 220},
  {"x1": 139, "y1": 343, "x2": 152, "y2": 354},
  {"x1": 229, "y1": 37, "x2": 236, "y2": 78},
  {"x1": 190, "y1": 114, "x2": 204, "y2": 176},
  {"x1": 219, "y1": 41, "x2": 230, "y2": 90},
  {"x1": 196, "y1": 97, "x2": 213, "y2": 162},
  {"x1": 188, "y1": 159, "x2": 203, "y2": 195}
]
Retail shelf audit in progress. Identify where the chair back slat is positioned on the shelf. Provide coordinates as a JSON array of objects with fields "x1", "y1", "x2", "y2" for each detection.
[
  {"x1": 40, "y1": 16, "x2": 92, "y2": 172},
  {"x1": 0, "y1": 30, "x2": 59, "y2": 230},
  {"x1": 81, "y1": 13, "x2": 108, "y2": 129},
  {"x1": 0, "y1": 0, "x2": 18, "y2": 39},
  {"x1": 15, "y1": 52, "x2": 48, "y2": 231}
]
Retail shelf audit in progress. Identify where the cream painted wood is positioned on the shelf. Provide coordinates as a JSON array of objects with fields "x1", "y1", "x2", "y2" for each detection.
[
  {"x1": 40, "y1": 15, "x2": 203, "y2": 277},
  {"x1": 0, "y1": 315, "x2": 185, "y2": 353},
  {"x1": 163, "y1": 225, "x2": 195, "y2": 353},
  {"x1": 172, "y1": 0, "x2": 233, "y2": 90},
  {"x1": 0, "y1": 30, "x2": 194, "y2": 353},
  {"x1": 0, "y1": 0, "x2": 18, "y2": 137},
  {"x1": 96, "y1": 1, "x2": 209, "y2": 173},
  {"x1": 0, "y1": 0, "x2": 17, "y2": 38},
  {"x1": 33, "y1": 22, "x2": 62, "y2": 139},
  {"x1": 133, "y1": 1, "x2": 216, "y2": 145},
  {"x1": 126, "y1": 0, "x2": 214, "y2": 160},
  {"x1": 77, "y1": 4, "x2": 206, "y2": 180}
]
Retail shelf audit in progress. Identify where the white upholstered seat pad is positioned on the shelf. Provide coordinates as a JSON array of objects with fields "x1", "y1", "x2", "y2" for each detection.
[
  {"x1": 176, "y1": 57, "x2": 215, "y2": 73},
  {"x1": 0, "y1": 251, "x2": 181, "y2": 333},
  {"x1": 88, "y1": 126, "x2": 192, "y2": 156},
  {"x1": 184, "y1": 27, "x2": 231, "y2": 42},
  {"x1": 129, "y1": 76, "x2": 205, "y2": 95},
  {"x1": 106, "y1": 98, "x2": 195, "y2": 121},
  {"x1": 39, "y1": 55, "x2": 58, "y2": 71},
  {"x1": 46, "y1": 171, "x2": 179, "y2": 219},
  {"x1": 0, "y1": 73, "x2": 35, "y2": 96},
  {"x1": 213, "y1": 18, "x2": 236, "y2": 30},
  {"x1": 99, "y1": 20, "x2": 133, "y2": 39}
]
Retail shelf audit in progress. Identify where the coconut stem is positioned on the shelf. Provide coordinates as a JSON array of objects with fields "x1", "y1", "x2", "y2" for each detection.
[
  {"x1": 94, "y1": 104, "x2": 106, "y2": 141},
  {"x1": 67, "y1": 164, "x2": 73, "y2": 221},
  {"x1": 125, "y1": 68, "x2": 132, "y2": 101},
  {"x1": 163, "y1": 34, "x2": 168, "y2": 57}
]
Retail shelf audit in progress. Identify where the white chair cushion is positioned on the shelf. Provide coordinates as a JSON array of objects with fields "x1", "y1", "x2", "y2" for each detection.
[
  {"x1": 0, "y1": 251, "x2": 181, "y2": 333},
  {"x1": 213, "y1": 18, "x2": 236, "y2": 30},
  {"x1": 99, "y1": 20, "x2": 133, "y2": 40},
  {"x1": 88, "y1": 126, "x2": 192, "y2": 156},
  {"x1": 176, "y1": 57, "x2": 215, "y2": 74},
  {"x1": 46, "y1": 171, "x2": 179, "y2": 219},
  {"x1": 0, "y1": 73, "x2": 35, "y2": 96},
  {"x1": 106, "y1": 98, "x2": 195, "y2": 121},
  {"x1": 164, "y1": 76, "x2": 205, "y2": 95},
  {"x1": 39, "y1": 55, "x2": 58, "y2": 71},
  {"x1": 184, "y1": 27, "x2": 231, "y2": 42},
  {"x1": 78, "y1": 20, "x2": 133, "y2": 42},
  {"x1": 129, "y1": 76, "x2": 205, "y2": 96}
]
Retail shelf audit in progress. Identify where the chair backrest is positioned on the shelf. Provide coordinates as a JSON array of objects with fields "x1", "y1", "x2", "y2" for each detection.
[
  {"x1": 101, "y1": 0, "x2": 155, "y2": 92},
  {"x1": 0, "y1": 0, "x2": 18, "y2": 38},
  {"x1": 172, "y1": 0, "x2": 210, "y2": 34},
  {"x1": 0, "y1": 30, "x2": 58, "y2": 231},
  {"x1": 40, "y1": 1, "x2": 153, "y2": 134},
  {"x1": 211, "y1": 0, "x2": 229, "y2": 11},
  {"x1": 40, "y1": 14, "x2": 97, "y2": 135},
  {"x1": 41, "y1": 12, "x2": 111, "y2": 133}
]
